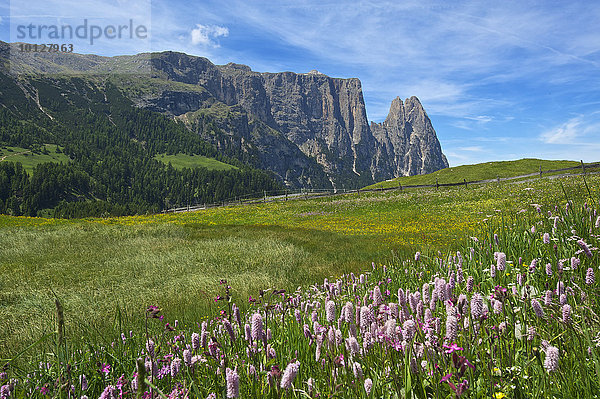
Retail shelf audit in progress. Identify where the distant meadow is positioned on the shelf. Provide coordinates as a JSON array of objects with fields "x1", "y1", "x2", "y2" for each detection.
[{"x1": 0, "y1": 173, "x2": 599, "y2": 397}]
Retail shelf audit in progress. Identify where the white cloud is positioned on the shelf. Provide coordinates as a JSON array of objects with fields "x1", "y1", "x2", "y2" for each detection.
[
  {"x1": 450, "y1": 120, "x2": 476, "y2": 131},
  {"x1": 465, "y1": 116, "x2": 493, "y2": 124},
  {"x1": 400, "y1": 80, "x2": 465, "y2": 104},
  {"x1": 450, "y1": 115, "x2": 494, "y2": 130},
  {"x1": 540, "y1": 114, "x2": 600, "y2": 145},
  {"x1": 213, "y1": 26, "x2": 229, "y2": 37},
  {"x1": 540, "y1": 116, "x2": 584, "y2": 144},
  {"x1": 443, "y1": 150, "x2": 493, "y2": 166},
  {"x1": 191, "y1": 24, "x2": 229, "y2": 47},
  {"x1": 473, "y1": 136, "x2": 511, "y2": 143},
  {"x1": 457, "y1": 146, "x2": 485, "y2": 152}
]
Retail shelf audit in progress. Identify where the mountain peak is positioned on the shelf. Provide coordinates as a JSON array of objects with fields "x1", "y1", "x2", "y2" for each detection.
[
  {"x1": 0, "y1": 44, "x2": 448, "y2": 186},
  {"x1": 371, "y1": 95, "x2": 448, "y2": 177},
  {"x1": 222, "y1": 62, "x2": 252, "y2": 72},
  {"x1": 404, "y1": 96, "x2": 425, "y2": 113}
]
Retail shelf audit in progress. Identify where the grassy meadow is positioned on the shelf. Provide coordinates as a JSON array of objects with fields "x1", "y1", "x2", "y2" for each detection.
[
  {"x1": 365, "y1": 158, "x2": 599, "y2": 189},
  {"x1": 153, "y1": 153, "x2": 237, "y2": 171},
  {"x1": 0, "y1": 144, "x2": 70, "y2": 174},
  {"x1": 0, "y1": 172, "x2": 599, "y2": 397}
]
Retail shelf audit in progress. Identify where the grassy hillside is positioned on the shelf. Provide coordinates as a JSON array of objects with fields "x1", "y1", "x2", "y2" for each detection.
[
  {"x1": 109, "y1": 76, "x2": 208, "y2": 99},
  {"x1": 0, "y1": 144, "x2": 70, "y2": 174},
  {"x1": 1, "y1": 173, "x2": 598, "y2": 359},
  {"x1": 365, "y1": 158, "x2": 596, "y2": 189},
  {"x1": 154, "y1": 153, "x2": 237, "y2": 171}
]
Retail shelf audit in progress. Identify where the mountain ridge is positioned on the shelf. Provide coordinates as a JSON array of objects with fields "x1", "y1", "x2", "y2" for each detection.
[{"x1": 1, "y1": 41, "x2": 449, "y2": 190}]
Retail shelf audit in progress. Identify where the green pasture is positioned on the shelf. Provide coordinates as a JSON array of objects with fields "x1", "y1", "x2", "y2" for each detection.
[
  {"x1": 0, "y1": 172, "x2": 598, "y2": 358},
  {"x1": 365, "y1": 158, "x2": 598, "y2": 189},
  {"x1": 0, "y1": 144, "x2": 70, "y2": 174},
  {"x1": 154, "y1": 153, "x2": 237, "y2": 171}
]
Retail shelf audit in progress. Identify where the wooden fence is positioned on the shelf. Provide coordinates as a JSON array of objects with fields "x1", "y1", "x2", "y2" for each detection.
[{"x1": 163, "y1": 161, "x2": 600, "y2": 213}]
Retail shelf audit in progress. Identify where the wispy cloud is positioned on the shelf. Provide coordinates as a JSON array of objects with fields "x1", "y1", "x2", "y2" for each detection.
[
  {"x1": 457, "y1": 146, "x2": 485, "y2": 152},
  {"x1": 443, "y1": 150, "x2": 472, "y2": 164},
  {"x1": 191, "y1": 24, "x2": 229, "y2": 47},
  {"x1": 398, "y1": 80, "x2": 466, "y2": 108},
  {"x1": 540, "y1": 116, "x2": 583, "y2": 144},
  {"x1": 465, "y1": 116, "x2": 493, "y2": 124},
  {"x1": 450, "y1": 115, "x2": 494, "y2": 131},
  {"x1": 443, "y1": 149, "x2": 493, "y2": 166},
  {"x1": 540, "y1": 115, "x2": 600, "y2": 145}
]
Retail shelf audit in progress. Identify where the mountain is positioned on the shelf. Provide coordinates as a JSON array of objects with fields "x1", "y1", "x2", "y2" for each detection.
[
  {"x1": 0, "y1": 42, "x2": 284, "y2": 217},
  {"x1": 2, "y1": 43, "x2": 448, "y2": 190},
  {"x1": 371, "y1": 96, "x2": 449, "y2": 178},
  {"x1": 137, "y1": 53, "x2": 449, "y2": 189}
]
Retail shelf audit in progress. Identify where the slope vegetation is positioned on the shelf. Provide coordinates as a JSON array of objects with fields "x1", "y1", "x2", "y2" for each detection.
[{"x1": 365, "y1": 158, "x2": 595, "y2": 189}]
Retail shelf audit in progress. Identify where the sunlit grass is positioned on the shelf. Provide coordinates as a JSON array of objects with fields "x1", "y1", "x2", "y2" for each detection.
[
  {"x1": 0, "y1": 174, "x2": 599, "y2": 397},
  {"x1": 0, "y1": 174, "x2": 598, "y2": 362},
  {"x1": 153, "y1": 153, "x2": 237, "y2": 171},
  {"x1": 365, "y1": 158, "x2": 598, "y2": 189},
  {"x1": 0, "y1": 144, "x2": 70, "y2": 174}
]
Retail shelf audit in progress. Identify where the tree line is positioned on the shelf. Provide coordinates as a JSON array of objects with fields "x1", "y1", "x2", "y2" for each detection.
[{"x1": 0, "y1": 74, "x2": 283, "y2": 217}]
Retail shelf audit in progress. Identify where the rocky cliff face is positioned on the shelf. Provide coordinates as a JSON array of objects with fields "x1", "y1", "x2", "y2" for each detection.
[
  {"x1": 2, "y1": 44, "x2": 449, "y2": 188},
  {"x1": 142, "y1": 52, "x2": 448, "y2": 188},
  {"x1": 370, "y1": 96, "x2": 449, "y2": 180},
  {"x1": 260, "y1": 71, "x2": 375, "y2": 187}
]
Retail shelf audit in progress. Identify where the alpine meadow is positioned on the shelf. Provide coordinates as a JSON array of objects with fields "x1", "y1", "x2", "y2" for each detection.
[
  {"x1": 2, "y1": 1, "x2": 600, "y2": 398},
  {"x1": 1, "y1": 172, "x2": 600, "y2": 397}
]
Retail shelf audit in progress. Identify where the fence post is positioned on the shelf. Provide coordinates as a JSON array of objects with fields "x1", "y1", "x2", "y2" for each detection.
[
  {"x1": 436, "y1": 178, "x2": 439, "y2": 189},
  {"x1": 581, "y1": 160, "x2": 586, "y2": 175},
  {"x1": 497, "y1": 175, "x2": 500, "y2": 183},
  {"x1": 285, "y1": 189, "x2": 288, "y2": 201},
  {"x1": 463, "y1": 178, "x2": 467, "y2": 189},
  {"x1": 264, "y1": 190, "x2": 266, "y2": 202},
  {"x1": 357, "y1": 188, "x2": 360, "y2": 196},
  {"x1": 539, "y1": 166, "x2": 542, "y2": 178},
  {"x1": 399, "y1": 182, "x2": 402, "y2": 191}
]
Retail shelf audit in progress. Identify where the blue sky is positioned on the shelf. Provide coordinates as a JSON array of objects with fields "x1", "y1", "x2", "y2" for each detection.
[{"x1": 1, "y1": 0, "x2": 599, "y2": 166}]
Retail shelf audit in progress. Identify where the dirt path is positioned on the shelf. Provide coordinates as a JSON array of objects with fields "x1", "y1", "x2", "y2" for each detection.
[{"x1": 0, "y1": 150, "x2": 31, "y2": 162}]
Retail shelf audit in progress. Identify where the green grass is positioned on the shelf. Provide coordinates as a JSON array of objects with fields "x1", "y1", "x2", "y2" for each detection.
[
  {"x1": 365, "y1": 158, "x2": 596, "y2": 189},
  {"x1": 0, "y1": 144, "x2": 70, "y2": 174},
  {"x1": 0, "y1": 220, "x2": 385, "y2": 355},
  {"x1": 0, "y1": 173, "x2": 598, "y2": 360},
  {"x1": 108, "y1": 76, "x2": 208, "y2": 99},
  {"x1": 2, "y1": 173, "x2": 600, "y2": 397},
  {"x1": 182, "y1": 101, "x2": 246, "y2": 121},
  {"x1": 154, "y1": 153, "x2": 237, "y2": 171}
]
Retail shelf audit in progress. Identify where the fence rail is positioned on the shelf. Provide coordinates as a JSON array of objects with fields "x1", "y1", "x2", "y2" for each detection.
[{"x1": 163, "y1": 161, "x2": 600, "y2": 213}]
